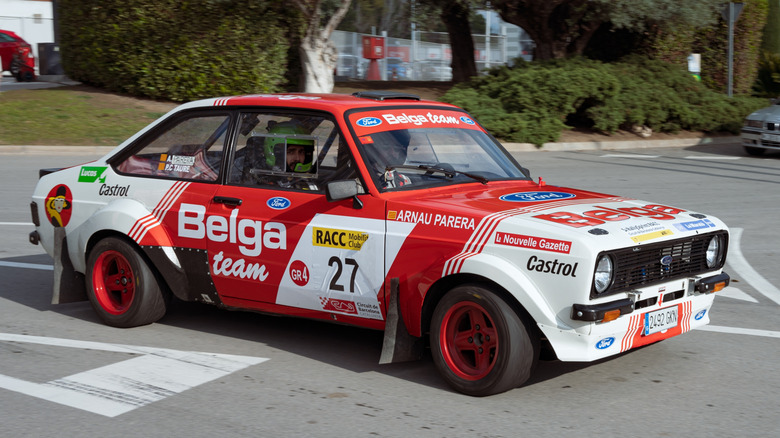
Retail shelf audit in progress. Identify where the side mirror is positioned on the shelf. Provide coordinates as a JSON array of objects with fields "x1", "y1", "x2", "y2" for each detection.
[{"x1": 326, "y1": 179, "x2": 359, "y2": 202}]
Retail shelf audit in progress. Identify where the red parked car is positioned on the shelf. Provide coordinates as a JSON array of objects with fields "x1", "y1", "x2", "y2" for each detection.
[{"x1": 0, "y1": 29, "x2": 36, "y2": 81}]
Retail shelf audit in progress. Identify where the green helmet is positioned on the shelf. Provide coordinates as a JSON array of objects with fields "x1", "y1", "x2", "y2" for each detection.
[{"x1": 265, "y1": 121, "x2": 315, "y2": 172}]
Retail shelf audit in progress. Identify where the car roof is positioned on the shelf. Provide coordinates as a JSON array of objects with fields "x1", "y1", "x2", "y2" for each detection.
[
  {"x1": 178, "y1": 92, "x2": 459, "y2": 115},
  {"x1": 0, "y1": 29, "x2": 23, "y2": 39}
]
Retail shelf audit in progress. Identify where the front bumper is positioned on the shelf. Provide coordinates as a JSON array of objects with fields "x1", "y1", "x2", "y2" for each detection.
[
  {"x1": 571, "y1": 272, "x2": 730, "y2": 322},
  {"x1": 541, "y1": 272, "x2": 729, "y2": 362}
]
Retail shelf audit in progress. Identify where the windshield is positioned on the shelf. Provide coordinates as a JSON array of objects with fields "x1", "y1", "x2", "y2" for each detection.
[{"x1": 349, "y1": 108, "x2": 530, "y2": 191}]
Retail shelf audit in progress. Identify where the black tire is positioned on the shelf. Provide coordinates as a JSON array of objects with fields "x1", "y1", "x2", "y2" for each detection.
[
  {"x1": 430, "y1": 284, "x2": 538, "y2": 396},
  {"x1": 744, "y1": 146, "x2": 766, "y2": 156},
  {"x1": 86, "y1": 237, "x2": 169, "y2": 328}
]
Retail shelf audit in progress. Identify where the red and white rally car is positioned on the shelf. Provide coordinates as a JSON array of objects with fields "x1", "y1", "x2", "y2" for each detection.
[{"x1": 30, "y1": 91, "x2": 730, "y2": 395}]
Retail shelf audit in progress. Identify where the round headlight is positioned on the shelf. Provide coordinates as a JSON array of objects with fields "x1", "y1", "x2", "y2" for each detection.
[
  {"x1": 706, "y1": 235, "x2": 722, "y2": 268},
  {"x1": 594, "y1": 255, "x2": 614, "y2": 294}
]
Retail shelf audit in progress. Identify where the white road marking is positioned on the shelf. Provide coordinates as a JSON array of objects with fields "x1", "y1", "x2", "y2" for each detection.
[
  {"x1": 0, "y1": 222, "x2": 34, "y2": 226},
  {"x1": 601, "y1": 154, "x2": 659, "y2": 158},
  {"x1": 726, "y1": 228, "x2": 780, "y2": 306},
  {"x1": 716, "y1": 286, "x2": 759, "y2": 303},
  {"x1": 0, "y1": 261, "x2": 53, "y2": 271},
  {"x1": 683, "y1": 156, "x2": 741, "y2": 160},
  {"x1": 697, "y1": 325, "x2": 780, "y2": 339},
  {"x1": 0, "y1": 333, "x2": 268, "y2": 417}
]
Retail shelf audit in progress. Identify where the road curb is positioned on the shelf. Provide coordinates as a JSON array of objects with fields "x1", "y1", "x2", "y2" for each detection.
[
  {"x1": 502, "y1": 135, "x2": 738, "y2": 152},
  {"x1": 0, "y1": 135, "x2": 739, "y2": 156}
]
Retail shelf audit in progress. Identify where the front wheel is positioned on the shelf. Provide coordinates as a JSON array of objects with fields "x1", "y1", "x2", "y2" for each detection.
[
  {"x1": 744, "y1": 146, "x2": 766, "y2": 156},
  {"x1": 86, "y1": 237, "x2": 169, "y2": 328},
  {"x1": 430, "y1": 284, "x2": 538, "y2": 396}
]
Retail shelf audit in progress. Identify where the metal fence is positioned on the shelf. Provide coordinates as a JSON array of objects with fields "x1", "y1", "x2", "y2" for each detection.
[{"x1": 331, "y1": 29, "x2": 534, "y2": 82}]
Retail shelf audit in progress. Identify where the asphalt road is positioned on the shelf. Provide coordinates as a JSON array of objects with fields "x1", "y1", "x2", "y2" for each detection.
[{"x1": 1, "y1": 142, "x2": 779, "y2": 437}]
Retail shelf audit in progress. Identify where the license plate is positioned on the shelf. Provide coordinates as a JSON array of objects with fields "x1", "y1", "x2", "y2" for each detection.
[
  {"x1": 761, "y1": 133, "x2": 780, "y2": 142},
  {"x1": 643, "y1": 306, "x2": 678, "y2": 336}
]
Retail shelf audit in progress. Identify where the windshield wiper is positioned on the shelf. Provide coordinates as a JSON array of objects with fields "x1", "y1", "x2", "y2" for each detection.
[{"x1": 388, "y1": 164, "x2": 489, "y2": 184}]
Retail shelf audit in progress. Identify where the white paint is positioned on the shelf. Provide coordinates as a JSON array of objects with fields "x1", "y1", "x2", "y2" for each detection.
[
  {"x1": 0, "y1": 222, "x2": 34, "y2": 226},
  {"x1": 716, "y1": 286, "x2": 759, "y2": 303},
  {"x1": 726, "y1": 228, "x2": 780, "y2": 306},
  {"x1": 683, "y1": 156, "x2": 741, "y2": 160},
  {"x1": 697, "y1": 325, "x2": 780, "y2": 339},
  {"x1": 0, "y1": 261, "x2": 53, "y2": 271},
  {"x1": 0, "y1": 333, "x2": 268, "y2": 417},
  {"x1": 601, "y1": 154, "x2": 660, "y2": 158}
]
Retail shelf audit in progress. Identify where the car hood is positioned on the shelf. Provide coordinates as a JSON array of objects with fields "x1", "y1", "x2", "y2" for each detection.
[
  {"x1": 386, "y1": 181, "x2": 726, "y2": 250},
  {"x1": 747, "y1": 104, "x2": 780, "y2": 120}
]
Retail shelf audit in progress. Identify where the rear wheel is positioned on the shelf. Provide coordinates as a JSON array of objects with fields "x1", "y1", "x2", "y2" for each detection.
[
  {"x1": 430, "y1": 284, "x2": 538, "y2": 396},
  {"x1": 86, "y1": 237, "x2": 169, "y2": 328}
]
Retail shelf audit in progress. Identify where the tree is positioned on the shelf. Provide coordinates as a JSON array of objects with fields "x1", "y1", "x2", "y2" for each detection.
[
  {"x1": 421, "y1": 0, "x2": 477, "y2": 83},
  {"x1": 293, "y1": 0, "x2": 353, "y2": 92},
  {"x1": 762, "y1": 0, "x2": 780, "y2": 54},
  {"x1": 490, "y1": 0, "x2": 722, "y2": 60}
]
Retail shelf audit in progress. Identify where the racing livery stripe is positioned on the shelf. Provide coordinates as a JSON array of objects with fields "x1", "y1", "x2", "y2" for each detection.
[
  {"x1": 681, "y1": 301, "x2": 692, "y2": 333},
  {"x1": 128, "y1": 181, "x2": 190, "y2": 243},
  {"x1": 128, "y1": 214, "x2": 159, "y2": 242},
  {"x1": 213, "y1": 98, "x2": 230, "y2": 106},
  {"x1": 621, "y1": 314, "x2": 643, "y2": 352},
  {"x1": 443, "y1": 196, "x2": 630, "y2": 275},
  {"x1": 152, "y1": 181, "x2": 190, "y2": 223}
]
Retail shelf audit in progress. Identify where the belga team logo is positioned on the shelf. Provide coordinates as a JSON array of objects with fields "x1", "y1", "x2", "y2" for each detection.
[{"x1": 45, "y1": 184, "x2": 73, "y2": 227}]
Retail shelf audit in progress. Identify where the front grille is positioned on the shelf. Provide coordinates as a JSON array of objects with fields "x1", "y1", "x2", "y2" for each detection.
[{"x1": 594, "y1": 231, "x2": 727, "y2": 298}]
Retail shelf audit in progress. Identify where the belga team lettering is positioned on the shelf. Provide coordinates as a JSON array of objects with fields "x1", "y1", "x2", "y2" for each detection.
[
  {"x1": 534, "y1": 204, "x2": 684, "y2": 228},
  {"x1": 178, "y1": 203, "x2": 286, "y2": 256}
]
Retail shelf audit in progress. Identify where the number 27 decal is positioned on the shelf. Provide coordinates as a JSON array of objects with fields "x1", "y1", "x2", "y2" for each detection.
[{"x1": 328, "y1": 256, "x2": 359, "y2": 292}]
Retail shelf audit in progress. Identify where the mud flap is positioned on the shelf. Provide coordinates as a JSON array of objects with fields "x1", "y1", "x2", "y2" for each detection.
[
  {"x1": 51, "y1": 227, "x2": 87, "y2": 304},
  {"x1": 379, "y1": 278, "x2": 424, "y2": 364}
]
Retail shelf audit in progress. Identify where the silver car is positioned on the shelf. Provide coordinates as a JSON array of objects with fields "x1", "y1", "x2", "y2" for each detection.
[{"x1": 742, "y1": 100, "x2": 780, "y2": 156}]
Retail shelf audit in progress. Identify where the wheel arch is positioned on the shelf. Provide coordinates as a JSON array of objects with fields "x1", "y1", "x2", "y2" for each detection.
[
  {"x1": 85, "y1": 230, "x2": 175, "y2": 299},
  {"x1": 420, "y1": 275, "x2": 538, "y2": 344}
]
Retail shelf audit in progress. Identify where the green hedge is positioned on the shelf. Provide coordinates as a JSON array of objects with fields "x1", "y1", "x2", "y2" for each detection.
[
  {"x1": 443, "y1": 57, "x2": 767, "y2": 146},
  {"x1": 59, "y1": 0, "x2": 303, "y2": 101}
]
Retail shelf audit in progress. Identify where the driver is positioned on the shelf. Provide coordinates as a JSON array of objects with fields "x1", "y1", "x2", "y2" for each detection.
[
  {"x1": 364, "y1": 129, "x2": 412, "y2": 189},
  {"x1": 264, "y1": 121, "x2": 317, "y2": 189}
]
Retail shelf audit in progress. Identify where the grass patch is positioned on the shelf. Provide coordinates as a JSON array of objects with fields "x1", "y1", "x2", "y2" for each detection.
[{"x1": 0, "y1": 86, "x2": 173, "y2": 146}]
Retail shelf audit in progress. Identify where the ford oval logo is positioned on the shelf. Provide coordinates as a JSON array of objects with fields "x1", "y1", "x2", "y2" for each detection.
[
  {"x1": 459, "y1": 116, "x2": 475, "y2": 125},
  {"x1": 695, "y1": 309, "x2": 706, "y2": 320},
  {"x1": 596, "y1": 337, "x2": 615, "y2": 350},
  {"x1": 660, "y1": 255, "x2": 673, "y2": 266},
  {"x1": 356, "y1": 117, "x2": 382, "y2": 127},
  {"x1": 267, "y1": 197, "x2": 291, "y2": 210},
  {"x1": 499, "y1": 191, "x2": 576, "y2": 202}
]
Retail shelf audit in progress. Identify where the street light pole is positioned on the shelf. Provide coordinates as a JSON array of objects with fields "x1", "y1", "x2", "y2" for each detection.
[{"x1": 723, "y1": 2, "x2": 744, "y2": 97}]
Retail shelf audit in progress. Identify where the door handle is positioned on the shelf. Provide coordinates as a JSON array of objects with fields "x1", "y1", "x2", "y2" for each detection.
[{"x1": 213, "y1": 196, "x2": 243, "y2": 207}]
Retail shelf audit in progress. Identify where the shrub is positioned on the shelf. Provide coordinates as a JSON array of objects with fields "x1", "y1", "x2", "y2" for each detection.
[
  {"x1": 443, "y1": 57, "x2": 767, "y2": 146},
  {"x1": 59, "y1": 0, "x2": 302, "y2": 101}
]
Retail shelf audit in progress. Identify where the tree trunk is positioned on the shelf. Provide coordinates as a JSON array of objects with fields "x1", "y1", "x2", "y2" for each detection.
[
  {"x1": 299, "y1": 35, "x2": 338, "y2": 93},
  {"x1": 492, "y1": 0, "x2": 603, "y2": 60},
  {"x1": 441, "y1": 1, "x2": 477, "y2": 83}
]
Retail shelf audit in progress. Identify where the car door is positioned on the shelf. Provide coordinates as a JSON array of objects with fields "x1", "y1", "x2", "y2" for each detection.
[{"x1": 206, "y1": 110, "x2": 391, "y2": 322}]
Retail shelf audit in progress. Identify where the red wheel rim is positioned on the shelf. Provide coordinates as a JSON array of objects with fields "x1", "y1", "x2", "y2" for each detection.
[
  {"x1": 92, "y1": 250, "x2": 135, "y2": 315},
  {"x1": 439, "y1": 301, "x2": 498, "y2": 380}
]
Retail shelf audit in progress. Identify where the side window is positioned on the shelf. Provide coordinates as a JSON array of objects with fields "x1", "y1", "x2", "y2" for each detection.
[
  {"x1": 228, "y1": 112, "x2": 361, "y2": 192},
  {"x1": 115, "y1": 114, "x2": 229, "y2": 182}
]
